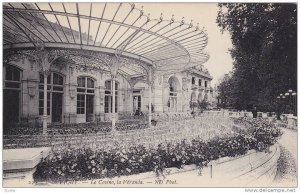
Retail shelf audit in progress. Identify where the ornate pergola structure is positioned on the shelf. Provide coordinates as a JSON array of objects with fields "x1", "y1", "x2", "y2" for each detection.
[{"x1": 3, "y1": 3, "x2": 209, "y2": 134}]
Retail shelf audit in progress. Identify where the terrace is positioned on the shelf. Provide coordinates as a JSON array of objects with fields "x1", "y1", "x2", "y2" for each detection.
[{"x1": 2, "y1": 109, "x2": 284, "y2": 188}]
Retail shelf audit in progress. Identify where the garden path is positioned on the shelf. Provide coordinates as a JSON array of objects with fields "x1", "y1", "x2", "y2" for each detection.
[{"x1": 272, "y1": 128, "x2": 297, "y2": 187}]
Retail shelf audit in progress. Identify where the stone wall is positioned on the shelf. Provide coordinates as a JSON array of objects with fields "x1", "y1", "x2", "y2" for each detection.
[{"x1": 211, "y1": 143, "x2": 280, "y2": 187}]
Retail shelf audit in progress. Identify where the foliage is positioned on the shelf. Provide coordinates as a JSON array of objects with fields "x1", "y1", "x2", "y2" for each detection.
[
  {"x1": 198, "y1": 100, "x2": 210, "y2": 110},
  {"x1": 232, "y1": 117, "x2": 282, "y2": 150},
  {"x1": 3, "y1": 121, "x2": 148, "y2": 136},
  {"x1": 3, "y1": 126, "x2": 42, "y2": 136},
  {"x1": 217, "y1": 3, "x2": 297, "y2": 111},
  {"x1": 33, "y1": 118, "x2": 282, "y2": 183}
]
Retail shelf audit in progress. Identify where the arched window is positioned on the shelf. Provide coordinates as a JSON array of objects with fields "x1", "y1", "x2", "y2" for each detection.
[
  {"x1": 4, "y1": 65, "x2": 22, "y2": 126},
  {"x1": 77, "y1": 77, "x2": 95, "y2": 122},
  {"x1": 168, "y1": 77, "x2": 178, "y2": 112},
  {"x1": 104, "y1": 80, "x2": 118, "y2": 113},
  {"x1": 169, "y1": 78, "x2": 177, "y2": 95},
  {"x1": 39, "y1": 72, "x2": 64, "y2": 122}
]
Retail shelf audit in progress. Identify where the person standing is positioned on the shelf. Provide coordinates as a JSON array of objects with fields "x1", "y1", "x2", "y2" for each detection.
[{"x1": 252, "y1": 106, "x2": 258, "y2": 118}]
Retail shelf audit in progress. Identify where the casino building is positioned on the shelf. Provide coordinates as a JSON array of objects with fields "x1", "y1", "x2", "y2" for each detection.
[{"x1": 3, "y1": 3, "x2": 213, "y2": 130}]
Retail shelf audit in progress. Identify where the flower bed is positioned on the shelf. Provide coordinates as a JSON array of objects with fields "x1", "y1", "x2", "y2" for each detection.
[
  {"x1": 3, "y1": 126, "x2": 42, "y2": 136},
  {"x1": 152, "y1": 112, "x2": 194, "y2": 122},
  {"x1": 4, "y1": 113, "x2": 201, "y2": 136},
  {"x1": 4, "y1": 120, "x2": 148, "y2": 136},
  {"x1": 232, "y1": 117, "x2": 281, "y2": 136},
  {"x1": 33, "y1": 118, "x2": 282, "y2": 183},
  {"x1": 232, "y1": 117, "x2": 282, "y2": 151}
]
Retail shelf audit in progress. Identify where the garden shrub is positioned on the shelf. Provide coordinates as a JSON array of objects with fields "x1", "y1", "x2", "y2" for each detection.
[{"x1": 33, "y1": 118, "x2": 282, "y2": 182}]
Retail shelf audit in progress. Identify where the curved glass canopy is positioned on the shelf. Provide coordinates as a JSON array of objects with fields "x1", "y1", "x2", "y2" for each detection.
[{"x1": 3, "y1": 2, "x2": 209, "y2": 78}]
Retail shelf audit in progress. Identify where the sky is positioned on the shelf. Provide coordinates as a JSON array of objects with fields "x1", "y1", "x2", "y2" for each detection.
[{"x1": 138, "y1": 3, "x2": 233, "y2": 85}]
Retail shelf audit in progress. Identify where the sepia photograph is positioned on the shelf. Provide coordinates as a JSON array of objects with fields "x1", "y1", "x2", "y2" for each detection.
[{"x1": 1, "y1": 1, "x2": 298, "y2": 191}]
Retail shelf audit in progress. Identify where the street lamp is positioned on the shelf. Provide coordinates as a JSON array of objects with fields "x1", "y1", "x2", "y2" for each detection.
[
  {"x1": 285, "y1": 89, "x2": 297, "y2": 115},
  {"x1": 277, "y1": 89, "x2": 297, "y2": 117},
  {"x1": 285, "y1": 89, "x2": 292, "y2": 114},
  {"x1": 276, "y1": 94, "x2": 284, "y2": 120},
  {"x1": 292, "y1": 91, "x2": 297, "y2": 116}
]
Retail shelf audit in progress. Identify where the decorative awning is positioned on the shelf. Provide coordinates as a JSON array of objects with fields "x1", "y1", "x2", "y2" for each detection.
[{"x1": 3, "y1": 2, "x2": 209, "y2": 78}]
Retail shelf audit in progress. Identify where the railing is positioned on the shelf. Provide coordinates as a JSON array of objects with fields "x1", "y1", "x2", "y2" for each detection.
[
  {"x1": 213, "y1": 109, "x2": 297, "y2": 130},
  {"x1": 82, "y1": 116, "x2": 235, "y2": 149},
  {"x1": 275, "y1": 114, "x2": 297, "y2": 130}
]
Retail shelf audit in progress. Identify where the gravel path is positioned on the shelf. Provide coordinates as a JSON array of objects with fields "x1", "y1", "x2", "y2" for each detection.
[{"x1": 273, "y1": 128, "x2": 297, "y2": 187}]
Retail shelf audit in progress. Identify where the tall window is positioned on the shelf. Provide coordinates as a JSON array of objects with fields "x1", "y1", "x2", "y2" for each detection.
[
  {"x1": 199, "y1": 79, "x2": 202, "y2": 86},
  {"x1": 76, "y1": 77, "x2": 95, "y2": 115},
  {"x1": 205, "y1": 81, "x2": 207, "y2": 88},
  {"x1": 5, "y1": 65, "x2": 22, "y2": 89},
  {"x1": 39, "y1": 72, "x2": 64, "y2": 116},
  {"x1": 104, "y1": 80, "x2": 118, "y2": 113},
  {"x1": 168, "y1": 77, "x2": 178, "y2": 111},
  {"x1": 77, "y1": 94, "x2": 85, "y2": 114},
  {"x1": 169, "y1": 79, "x2": 177, "y2": 97},
  {"x1": 192, "y1": 77, "x2": 195, "y2": 85},
  {"x1": 4, "y1": 65, "x2": 22, "y2": 126}
]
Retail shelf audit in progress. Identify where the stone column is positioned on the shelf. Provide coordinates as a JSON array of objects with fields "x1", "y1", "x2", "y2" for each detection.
[
  {"x1": 148, "y1": 70, "x2": 153, "y2": 127},
  {"x1": 129, "y1": 88, "x2": 133, "y2": 113},
  {"x1": 182, "y1": 77, "x2": 189, "y2": 112},
  {"x1": 162, "y1": 75, "x2": 170, "y2": 112},
  {"x1": 149, "y1": 85, "x2": 152, "y2": 126},
  {"x1": 110, "y1": 56, "x2": 119, "y2": 132},
  {"x1": 95, "y1": 85, "x2": 101, "y2": 121},
  {"x1": 177, "y1": 89, "x2": 182, "y2": 112},
  {"x1": 35, "y1": 46, "x2": 58, "y2": 135},
  {"x1": 42, "y1": 71, "x2": 48, "y2": 134},
  {"x1": 111, "y1": 76, "x2": 116, "y2": 131},
  {"x1": 127, "y1": 82, "x2": 134, "y2": 114},
  {"x1": 26, "y1": 79, "x2": 39, "y2": 124}
]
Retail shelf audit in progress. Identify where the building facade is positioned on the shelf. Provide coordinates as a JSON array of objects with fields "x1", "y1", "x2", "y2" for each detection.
[
  {"x1": 3, "y1": 2, "x2": 212, "y2": 128},
  {"x1": 3, "y1": 60, "x2": 213, "y2": 126}
]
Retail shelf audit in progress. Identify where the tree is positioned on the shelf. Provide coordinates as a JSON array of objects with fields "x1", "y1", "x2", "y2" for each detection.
[
  {"x1": 217, "y1": 3, "x2": 297, "y2": 111},
  {"x1": 217, "y1": 73, "x2": 233, "y2": 108}
]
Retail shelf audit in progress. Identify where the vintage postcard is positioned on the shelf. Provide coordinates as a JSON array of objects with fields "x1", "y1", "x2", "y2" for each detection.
[{"x1": 1, "y1": 2, "x2": 297, "y2": 190}]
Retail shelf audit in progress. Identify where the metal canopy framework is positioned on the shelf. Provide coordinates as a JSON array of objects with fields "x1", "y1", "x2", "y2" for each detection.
[{"x1": 3, "y1": 2, "x2": 209, "y2": 78}]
